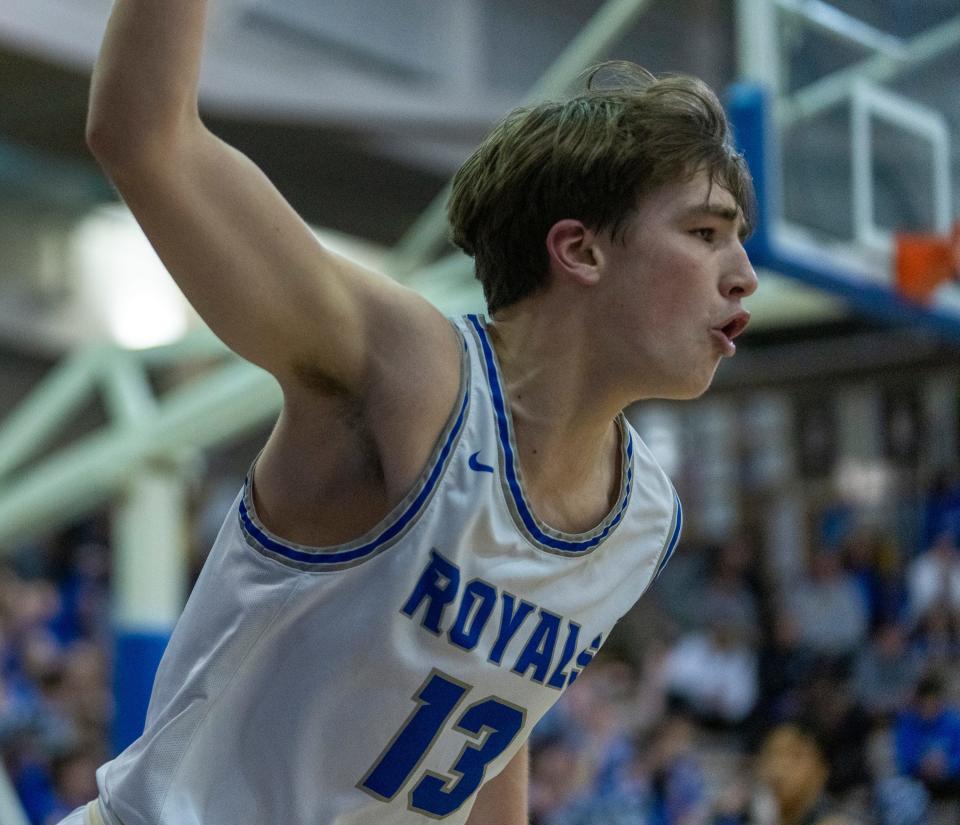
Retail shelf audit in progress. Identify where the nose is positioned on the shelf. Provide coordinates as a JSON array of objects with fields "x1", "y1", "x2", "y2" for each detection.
[{"x1": 721, "y1": 243, "x2": 758, "y2": 299}]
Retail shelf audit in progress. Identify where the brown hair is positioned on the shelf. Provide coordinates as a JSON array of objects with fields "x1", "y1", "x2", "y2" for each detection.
[{"x1": 447, "y1": 62, "x2": 755, "y2": 314}]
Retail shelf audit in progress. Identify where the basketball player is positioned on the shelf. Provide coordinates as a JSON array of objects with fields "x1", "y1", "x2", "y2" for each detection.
[{"x1": 64, "y1": 1, "x2": 757, "y2": 822}]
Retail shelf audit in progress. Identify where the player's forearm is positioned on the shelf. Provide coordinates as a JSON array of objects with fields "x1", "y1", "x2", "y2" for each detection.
[{"x1": 87, "y1": 0, "x2": 209, "y2": 162}]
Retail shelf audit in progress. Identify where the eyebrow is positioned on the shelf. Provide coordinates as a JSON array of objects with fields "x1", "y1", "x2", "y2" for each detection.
[{"x1": 679, "y1": 204, "x2": 750, "y2": 241}]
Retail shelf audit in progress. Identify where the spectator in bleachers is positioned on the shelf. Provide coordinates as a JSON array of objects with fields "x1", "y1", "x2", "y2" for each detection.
[
  {"x1": 58, "y1": 643, "x2": 111, "y2": 746},
  {"x1": 843, "y1": 530, "x2": 909, "y2": 629},
  {"x1": 872, "y1": 774, "x2": 929, "y2": 825},
  {"x1": 711, "y1": 724, "x2": 837, "y2": 825},
  {"x1": 608, "y1": 714, "x2": 709, "y2": 825},
  {"x1": 843, "y1": 529, "x2": 885, "y2": 627},
  {"x1": 540, "y1": 714, "x2": 709, "y2": 825},
  {"x1": 800, "y1": 667, "x2": 871, "y2": 795},
  {"x1": 51, "y1": 539, "x2": 110, "y2": 651},
  {"x1": 709, "y1": 767, "x2": 752, "y2": 825},
  {"x1": 649, "y1": 543, "x2": 711, "y2": 634},
  {"x1": 905, "y1": 531, "x2": 960, "y2": 622},
  {"x1": 786, "y1": 548, "x2": 869, "y2": 667},
  {"x1": 698, "y1": 539, "x2": 761, "y2": 643},
  {"x1": 753, "y1": 609, "x2": 815, "y2": 733},
  {"x1": 529, "y1": 656, "x2": 640, "y2": 810},
  {"x1": 624, "y1": 639, "x2": 671, "y2": 737},
  {"x1": 894, "y1": 672, "x2": 960, "y2": 799},
  {"x1": 43, "y1": 747, "x2": 102, "y2": 825},
  {"x1": 0, "y1": 631, "x2": 37, "y2": 749},
  {"x1": 0, "y1": 536, "x2": 112, "y2": 825},
  {"x1": 873, "y1": 541, "x2": 911, "y2": 632},
  {"x1": 662, "y1": 621, "x2": 758, "y2": 727},
  {"x1": 850, "y1": 623, "x2": 924, "y2": 721},
  {"x1": 922, "y1": 469, "x2": 960, "y2": 550},
  {"x1": 651, "y1": 538, "x2": 762, "y2": 642},
  {"x1": 908, "y1": 602, "x2": 960, "y2": 672},
  {"x1": 757, "y1": 725, "x2": 844, "y2": 825},
  {"x1": 528, "y1": 735, "x2": 594, "y2": 825},
  {"x1": 567, "y1": 661, "x2": 638, "y2": 797}
]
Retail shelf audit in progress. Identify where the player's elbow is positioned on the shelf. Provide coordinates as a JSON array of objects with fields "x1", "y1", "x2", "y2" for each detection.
[
  {"x1": 86, "y1": 116, "x2": 157, "y2": 176},
  {"x1": 86, "y1": 98, "x2": 192, "y2": 174},
  {"x1": 86, "y1": 118, "x2": 121, "y2": 168},
  {"x1": 86, "y1": 103, "x2": 143, "y2": 173}
]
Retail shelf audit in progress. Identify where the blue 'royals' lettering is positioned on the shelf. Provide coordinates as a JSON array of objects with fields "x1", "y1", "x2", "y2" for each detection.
[
  {"x1": 401, "y1": 549, "x2": 602, "y2": 690},
  {"x1": 449, "y1": 580, "x2": 497, "y2": 649}
]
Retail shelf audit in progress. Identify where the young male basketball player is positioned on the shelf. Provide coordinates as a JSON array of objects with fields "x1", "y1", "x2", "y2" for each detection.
[{"x1": 66, "y1": 1, "x2": 757, "y2": 823}]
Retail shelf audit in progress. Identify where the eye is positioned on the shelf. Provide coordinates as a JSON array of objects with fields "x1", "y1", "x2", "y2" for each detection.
[{"x1": 692, "y1": 227, "x2": 715, "y2": 243}]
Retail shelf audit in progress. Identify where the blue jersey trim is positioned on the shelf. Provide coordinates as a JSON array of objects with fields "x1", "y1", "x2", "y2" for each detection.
[
  {"x1": 239, "y1": 385, "x2": 469, "y2": 568},
  {"x1": 653, "y1": 493, "x2": 683, "y2": 580},
  {"x1": 466, "y1": 314, "x2": 633, "y2": 554}
]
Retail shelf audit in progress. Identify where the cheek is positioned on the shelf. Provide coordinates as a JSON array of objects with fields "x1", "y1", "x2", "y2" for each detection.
[
  {"x1": 603, "y1": 246, "x2": 710, "y2": 350},
  {"x1": 642, "y1": 282, "x2": 704, "y2": 346},
  {"x1": 642, "y1": 252, "x2": 710, "y2": 320}
]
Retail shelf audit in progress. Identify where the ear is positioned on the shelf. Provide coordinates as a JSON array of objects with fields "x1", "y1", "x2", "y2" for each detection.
[{"x1": 545, "y1": 219, "x2": 603, "y2": 286}]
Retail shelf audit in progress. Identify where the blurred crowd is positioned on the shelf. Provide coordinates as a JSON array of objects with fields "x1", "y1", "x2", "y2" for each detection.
[
  {"x1": 2, "y1": 472, "x2": 960, "y2": 824},
  {"x1": 0, "y1": 524, "x2": 111, "y2": 824},
  {"x1": 528, "y1": 470, "x2": 960, "y2": 825}
]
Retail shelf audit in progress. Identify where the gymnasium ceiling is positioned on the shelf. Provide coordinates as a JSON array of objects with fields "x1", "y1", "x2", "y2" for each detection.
[
  {"x1": 0, "y1": 0, "x2": 736, "y2": 243},
  {"x1": 1, "y1": 0, "x2": 959, "y2": 353}
]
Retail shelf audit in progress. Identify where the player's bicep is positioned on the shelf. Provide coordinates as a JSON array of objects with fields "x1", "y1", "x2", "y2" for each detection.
[{"x1": 102, "y1": 127, "x2": 403, "y2": 390}]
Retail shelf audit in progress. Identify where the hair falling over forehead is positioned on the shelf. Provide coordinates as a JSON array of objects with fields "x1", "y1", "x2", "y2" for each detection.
[{"x1": 447, "y1": 60, "x2": 755, "y2": 315}]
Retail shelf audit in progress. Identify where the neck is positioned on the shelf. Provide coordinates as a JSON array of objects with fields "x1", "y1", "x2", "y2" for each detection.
[{"x1": 485, "y1": 305, "x2": 625, "y2": 529}]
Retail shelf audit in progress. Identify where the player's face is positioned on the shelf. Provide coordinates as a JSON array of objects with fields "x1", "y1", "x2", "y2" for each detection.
[{"x1": 596, "y1": 170, "x2": 757, "y2": 400}]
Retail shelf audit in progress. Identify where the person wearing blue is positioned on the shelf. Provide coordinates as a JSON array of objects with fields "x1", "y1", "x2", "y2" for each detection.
[{"x1": 894, "y1": 672, "x2": 960, "y2": 799}]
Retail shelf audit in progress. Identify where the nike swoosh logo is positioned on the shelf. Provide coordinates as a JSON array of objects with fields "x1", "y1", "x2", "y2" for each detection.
[{"x1": 468, "y1": 451, "x2": 494, "y2": 474}]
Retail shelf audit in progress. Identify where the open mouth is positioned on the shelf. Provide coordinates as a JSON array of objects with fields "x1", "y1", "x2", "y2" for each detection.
[{"x1": 717, "y1": 311, "x2": 750, "y2": 341}]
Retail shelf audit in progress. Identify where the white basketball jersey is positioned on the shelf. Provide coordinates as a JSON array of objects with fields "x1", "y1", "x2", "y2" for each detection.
[{"x1": 95, "y1": 315, "x2": 682, "y2": 825}]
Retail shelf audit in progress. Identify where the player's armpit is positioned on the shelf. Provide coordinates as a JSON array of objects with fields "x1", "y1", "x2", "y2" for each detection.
[{"x1": 466, "y1": 742, "x2": 530, "y2": 825}]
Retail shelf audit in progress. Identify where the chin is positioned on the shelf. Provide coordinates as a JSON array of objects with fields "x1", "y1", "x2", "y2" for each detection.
[
  {"x1": 665, "y1": 367, "x2": 719, "y2": 400},
  {"x1": 668, "y1": 384, "x2": 712, "y2": 401},
  {"x1": 633, "y1": 358, "x2": 719, "y2": 401},
  {"x1": 644, "y1": 380, "x2": 712, "y2": 402}
]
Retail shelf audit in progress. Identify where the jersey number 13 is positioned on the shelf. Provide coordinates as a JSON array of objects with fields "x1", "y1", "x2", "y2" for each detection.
[{"x1": 358, "y1": 669, "x2": 527, "y2": 818}]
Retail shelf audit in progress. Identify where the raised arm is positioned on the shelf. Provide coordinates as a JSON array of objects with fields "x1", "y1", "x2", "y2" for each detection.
[{"x1": 85, "y1": 0, "x2": 455, "y2": 396}]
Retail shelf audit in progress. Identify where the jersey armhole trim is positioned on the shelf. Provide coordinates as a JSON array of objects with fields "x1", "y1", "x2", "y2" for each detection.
[
  {"x1": 651, "y1": 490, "x2": 683, "y2": 582},
  {"x1": 237, "y1": 330, "x2": 470, "y2": 571}
]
